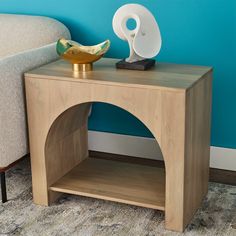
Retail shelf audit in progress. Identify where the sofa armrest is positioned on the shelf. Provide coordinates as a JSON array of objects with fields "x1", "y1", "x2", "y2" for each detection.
[{"x1": 0, "y1": 43, "x2": 59, "y2": 167}]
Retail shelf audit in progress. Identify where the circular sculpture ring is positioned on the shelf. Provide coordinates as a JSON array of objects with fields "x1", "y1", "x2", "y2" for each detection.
[{"x1": 113, "y1": 4, "x2": 162, "y2": 63}]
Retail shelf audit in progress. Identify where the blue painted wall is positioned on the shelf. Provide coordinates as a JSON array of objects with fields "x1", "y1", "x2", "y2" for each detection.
[{"x1": 1, "y1": 0, "x2": 236, "y2": 148}]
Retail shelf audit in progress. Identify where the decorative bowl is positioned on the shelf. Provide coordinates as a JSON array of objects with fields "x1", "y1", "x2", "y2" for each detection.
[{"x1": 56, "y1": 38, "x2": 110, "y2": 72}]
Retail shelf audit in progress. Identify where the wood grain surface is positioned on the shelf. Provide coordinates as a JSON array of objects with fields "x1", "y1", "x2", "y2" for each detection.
[{"x1": 25, "y1": 58, "x2": 212, "y2": 232}]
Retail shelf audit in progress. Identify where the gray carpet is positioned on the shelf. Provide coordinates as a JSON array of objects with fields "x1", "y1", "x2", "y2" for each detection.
[{"x1": 0, "y1": 158, "x2": 236, "y2": 236}]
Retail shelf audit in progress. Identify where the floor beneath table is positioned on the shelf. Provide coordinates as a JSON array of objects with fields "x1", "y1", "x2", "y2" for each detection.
[{"x1": 0, "y1": 158, "x2": 236, "y2": 236}]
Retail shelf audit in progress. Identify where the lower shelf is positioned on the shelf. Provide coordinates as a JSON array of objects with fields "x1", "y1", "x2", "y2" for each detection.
[{"x1": 50, "y1": 157, "x2": 165, "y2": 210}]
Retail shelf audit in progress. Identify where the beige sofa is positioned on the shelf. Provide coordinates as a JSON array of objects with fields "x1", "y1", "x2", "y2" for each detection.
[{"x1": 0, "y1": 14, "x2": 71, "y2": 202}]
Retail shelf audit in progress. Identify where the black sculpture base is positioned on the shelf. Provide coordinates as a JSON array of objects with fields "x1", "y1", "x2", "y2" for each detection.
[{"x1": 116, "y1": 59, "x2": 156, "y2": 71}]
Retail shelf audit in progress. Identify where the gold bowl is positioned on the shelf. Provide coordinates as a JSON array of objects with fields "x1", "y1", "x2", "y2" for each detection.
[{"x1": 56, "y1": 38, "x2": 110, "y2": 72}]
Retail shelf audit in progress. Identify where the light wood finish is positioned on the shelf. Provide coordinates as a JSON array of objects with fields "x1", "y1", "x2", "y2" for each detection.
[
  {"x1": 183, "y1": 72, "x2": 212, "y2": 227},
  {"x1": 90, "y1": 151, "x2": 236, "y2": 186},
  {"x1": 25, "y1": 58, "x2": 212, "y2": 232},
  {"x1": 89, "y1": 151, "x2": 166, "y2": 168},
  {"x1": 50, "y1": 158, "x2": 165, "y2": 210},
  {"x1": 25, "y1": 59, "x2": 211, "y2": 91}
]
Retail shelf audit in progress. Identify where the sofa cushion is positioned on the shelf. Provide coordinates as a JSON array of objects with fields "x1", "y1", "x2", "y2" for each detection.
[
  {"x1": 0, "y1": 43, "x2": 60, "y2": 168},
  {"x1": 0, "y1": 14, "x2": 71, "y2": 58}
]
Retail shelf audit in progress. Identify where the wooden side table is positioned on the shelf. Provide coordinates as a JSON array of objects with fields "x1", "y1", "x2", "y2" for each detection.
[{"x1": 25, "y1": 58, "x2": 212, "y2": 232}]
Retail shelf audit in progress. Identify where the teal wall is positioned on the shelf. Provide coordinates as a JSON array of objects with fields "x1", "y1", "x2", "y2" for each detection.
[{"x1": 1, "y1": 0, "x2": 236, "y2": 148}]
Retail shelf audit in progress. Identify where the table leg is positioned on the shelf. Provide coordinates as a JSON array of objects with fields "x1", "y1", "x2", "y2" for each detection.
[{"x1": 28, "y1": 101, "x2": 91, "y2": 206}]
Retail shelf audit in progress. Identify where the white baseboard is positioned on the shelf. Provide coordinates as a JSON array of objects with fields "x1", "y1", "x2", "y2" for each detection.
[{"x1": 88, "y1": 131, "x2": 236, "y2": 171}]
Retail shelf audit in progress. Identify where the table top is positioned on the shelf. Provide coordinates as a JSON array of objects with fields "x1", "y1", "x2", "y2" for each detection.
[{"x1": 25, "y1": 58, "x2": 212, "y2": 91}]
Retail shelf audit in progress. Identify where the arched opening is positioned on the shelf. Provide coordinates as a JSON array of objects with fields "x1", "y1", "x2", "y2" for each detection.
[
  {"x1": 89, "y1": 102, "x2": 154, "y2": 137},
  {"x1": 88, "y1": 102, "x2": 164, "y2": 161},
  {"x1": 45, "y1": 102, "x2": 166, "y2": 211}
]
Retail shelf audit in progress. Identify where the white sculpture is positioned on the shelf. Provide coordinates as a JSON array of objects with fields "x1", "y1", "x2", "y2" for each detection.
[{"x1": 113, "y1": 4, "x2": 162, "y2": 63}]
